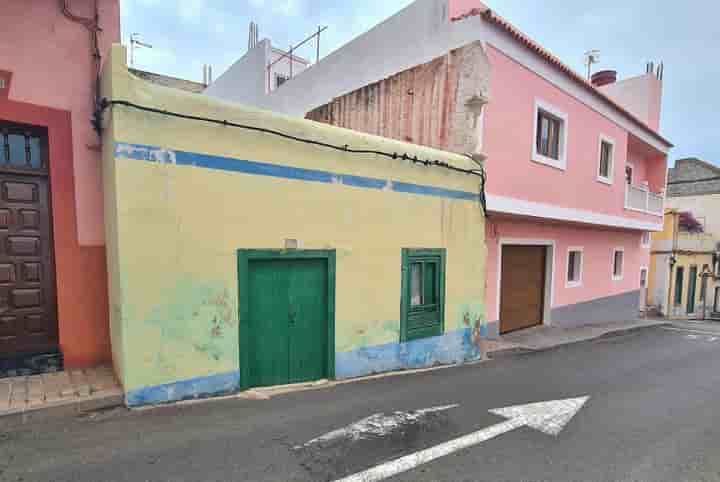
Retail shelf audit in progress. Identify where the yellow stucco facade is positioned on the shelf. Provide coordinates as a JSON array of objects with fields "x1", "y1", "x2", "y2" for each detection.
[
  {"x1": 648, "y1": 210, "x2": 719, "y2": 318},
  {"x1": 100, "y1": 45, "x2": 487, "y2": 406}
]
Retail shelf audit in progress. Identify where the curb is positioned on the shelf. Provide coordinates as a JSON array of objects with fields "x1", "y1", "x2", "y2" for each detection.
[
  {"x1": 488, "y1": 322, "x2": 670, "y2": 359},
  {"x1": 594, "y1": 322, "x2": 671, "y2": 339},
  {"x1": 487, "y1": 346, "x2": 538, "y2": 358},
  {"x1": 0, "y1": 393, "x2": 125, "y2": 430}
]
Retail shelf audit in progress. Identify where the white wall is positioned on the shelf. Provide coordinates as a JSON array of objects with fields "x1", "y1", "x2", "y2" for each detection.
[
  {"x1": 206, "y1": 0, "x2": 669, "y2": 153},
  {"x1": 653, "y1": 254, "x2": 669, "y2": 314},
  {"x1": 260, "y1": 0, "x2": 453, "y2": 116},
  {"x1": 204, "y1": 39, "x2": 270, "y2": 105},
  {"x1": 268, "y1": 50, "x2": 309, "y2": 91}
]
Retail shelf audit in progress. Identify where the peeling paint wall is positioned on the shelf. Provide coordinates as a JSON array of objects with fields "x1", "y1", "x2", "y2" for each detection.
[
  {"x1": 306, "y1": 41, "x2": 491, "y2": 156},
  {"x1": 101, "y1": 45, "x2": 486, "y2": 406}
]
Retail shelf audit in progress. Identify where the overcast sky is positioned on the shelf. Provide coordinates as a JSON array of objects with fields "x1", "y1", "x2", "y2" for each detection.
[{"x1": 120, "y1": 0, "x2": 719, "y2": 165}]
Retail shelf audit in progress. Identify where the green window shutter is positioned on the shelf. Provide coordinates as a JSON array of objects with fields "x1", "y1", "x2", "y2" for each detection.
[
  {"x1": 674, "y1": 267, "x2": 685, "y2": 306},
  {"x1": 401, "y1": 249, "x2": 446, "y2": 342}
]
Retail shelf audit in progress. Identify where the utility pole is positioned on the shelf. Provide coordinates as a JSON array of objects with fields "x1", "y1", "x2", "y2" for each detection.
[{"x1": 316, "y1": 25, "x2": 322, "y2": 63}]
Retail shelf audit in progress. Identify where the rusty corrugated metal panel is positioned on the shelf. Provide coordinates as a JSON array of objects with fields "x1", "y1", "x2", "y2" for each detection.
[{"x1": 306, "y1": 48, "x2": 464, "y2": 152}]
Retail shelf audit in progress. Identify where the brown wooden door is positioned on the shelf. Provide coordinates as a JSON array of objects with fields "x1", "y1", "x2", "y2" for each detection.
[
  {"x1": 0, "y1": 173, "x2": 57, "y2": 356},
  {"x1": 500, "y1": 245, "x2": 546, "y2": 334}
]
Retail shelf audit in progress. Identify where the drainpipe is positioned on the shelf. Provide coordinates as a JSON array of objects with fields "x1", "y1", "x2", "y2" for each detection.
[
  {"x1": 665, "y1": 212, "x2": 679, "y2": 318},
  {"x1": 59, "y1": 0, "x2": 103, "y2": 135}
]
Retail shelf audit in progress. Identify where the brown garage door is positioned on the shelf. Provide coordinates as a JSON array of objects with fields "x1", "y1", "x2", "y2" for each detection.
[
  {"x1": 0, "y1": 123, "x2": 58, "y2": 358},
  {"x1": 500, "y1": 245, "x2": 546, "y2": 334}
]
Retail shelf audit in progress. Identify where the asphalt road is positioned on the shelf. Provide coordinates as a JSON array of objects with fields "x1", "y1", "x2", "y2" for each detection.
[{"x1": 3, "y1": 323, "x2": 720, "y2": 482}]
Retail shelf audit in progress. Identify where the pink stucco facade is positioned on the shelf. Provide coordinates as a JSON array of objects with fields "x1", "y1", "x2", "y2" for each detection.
[
  {"x1": 300, "y1": 1, "x2": 671, "y2": 332},
  {"x1": 484, "y1": 46, "x2": 665, "y2": 225},
  {"x1": 480, "y1": 44, "x2": 667, "y2": 329},
  {"x1": 484, "y1": 217, "x2": 651, "y2": 325},
  {"x1": 1, "y1": 0, "x2": 119, "y2": 246},
  {"x1": 0, "y1": 0, "x2": 120, "y2": 367},
  {"x1": 448, "y1": 0, "x2": 486, "y2": 20}
]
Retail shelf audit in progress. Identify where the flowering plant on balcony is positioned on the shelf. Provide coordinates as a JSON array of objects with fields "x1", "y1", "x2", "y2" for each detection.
[{"x1": 679, "y1": 211, "x2": 704, "y2": 233}]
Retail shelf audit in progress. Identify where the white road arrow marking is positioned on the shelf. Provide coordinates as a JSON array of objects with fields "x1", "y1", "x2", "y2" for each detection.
[
  {"x1": 334, "y1": 396, "x2": 589, "y2": 482},
  {"x1": 297, "y1": 404, "x2": 459, "y2": 449}
]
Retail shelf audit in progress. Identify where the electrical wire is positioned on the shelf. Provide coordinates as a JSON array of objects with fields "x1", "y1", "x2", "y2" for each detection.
[
  {"x1": 60, "y1": 0, "x2": 100, "y2": 30},
  {"x1": 59, "y1": 0, "x2": 103, "y2": 135},
  {"x1": 99, "y1": 98, "x2": 488, "y2": 214}
]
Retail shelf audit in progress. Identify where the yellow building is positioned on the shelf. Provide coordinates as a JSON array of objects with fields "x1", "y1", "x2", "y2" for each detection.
[
  {"x1": 648, "y1": 210, "x2": 719, "y2": 319},
  {"x1": 100, "y1": 45, "x2": 488, "y2": 406}
]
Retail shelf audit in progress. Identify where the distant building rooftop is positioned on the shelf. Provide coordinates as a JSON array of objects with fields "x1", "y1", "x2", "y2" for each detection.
[
  {"x1": 129, "y1": 68, "x2": 206, "y2": 94},
  {"x1": 667, "y1": 158, "x2": 720, "y2": 197}
]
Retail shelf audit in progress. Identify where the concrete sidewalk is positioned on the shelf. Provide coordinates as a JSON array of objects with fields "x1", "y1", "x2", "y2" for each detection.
[
  {"x1": 0, "y1": 365, "x2": 123, "y2": 427},
  {"x1": 490, "y1": 318, "x2": 668, "y2": 354}
]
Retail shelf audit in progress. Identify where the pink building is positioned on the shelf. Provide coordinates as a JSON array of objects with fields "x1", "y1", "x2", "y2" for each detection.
[
  {"x1": 0, "y1": 1, "x2": 120, "y2": 374},
  {"x1": 209, "y1": 0, "x2": 672, "y2": 335}
]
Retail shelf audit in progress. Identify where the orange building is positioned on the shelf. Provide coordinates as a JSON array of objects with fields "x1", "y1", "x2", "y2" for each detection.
[{"x1": 0, "y1": 0, "x2": 120, "y2": 375}]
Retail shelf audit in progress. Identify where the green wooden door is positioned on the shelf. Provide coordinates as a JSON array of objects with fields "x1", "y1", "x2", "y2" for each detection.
[
  {"x1": 247, "y1": 259, "x2": 290, "y2": 387},
  {"x1": 246, "y1": 257, "x2": 328, "y2": 388},
  {"x1": 687, "y1": 265, "x2": 698, "y2": 314},
  {"x1": 288, "y1": 258, "x2": 327, "y2": 383}
]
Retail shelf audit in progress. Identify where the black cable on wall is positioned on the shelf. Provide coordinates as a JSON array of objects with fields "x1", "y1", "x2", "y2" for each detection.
[{"x1": 99, "y1": 98, "x2": 489, "y2": 215}]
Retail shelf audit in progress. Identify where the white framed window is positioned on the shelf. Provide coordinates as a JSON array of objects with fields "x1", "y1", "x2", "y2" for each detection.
[
  {"x1": 641, "y1": 231, "x2": 651, "y2": 248},
  {"x1": 597, "y1": 135, "x2": 615, "y2": 184},
  {"x1": 566, "y1": 247, "x2": 583, "y2": 287},
  {"x1": 612, "y1": 247, "x2": 625, "y2": 281},
  {"x1": 532, "y1": 100, "x2": 568, "y2": 170}
]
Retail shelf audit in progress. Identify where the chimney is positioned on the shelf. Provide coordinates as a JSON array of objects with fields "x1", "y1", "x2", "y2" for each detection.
[{"x1": 591, "y1": 70, "x2": 617, "y2": 88}]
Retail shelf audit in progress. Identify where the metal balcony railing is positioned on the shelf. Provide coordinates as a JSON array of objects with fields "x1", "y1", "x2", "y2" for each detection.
[{"x1": 625, "y1": 184, "x2": 664, "y2": 216}]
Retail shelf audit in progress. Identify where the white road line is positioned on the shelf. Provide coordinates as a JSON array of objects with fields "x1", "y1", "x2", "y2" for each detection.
[
  {"x1": 334, "y1": 396, "x2": 589, "y2": 482},
  {"x1": 661, "y1": 326, "x2": 720, "y2": 337},
  {"x1": 297, "y1": 404, "x2": 459, "y2": 449}
]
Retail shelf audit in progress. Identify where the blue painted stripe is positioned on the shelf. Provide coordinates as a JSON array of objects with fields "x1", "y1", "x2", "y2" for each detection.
[
  {"x1": 175, "y1": 151, "x2": 336, "y2": 184},
  {"x1": 124, "y1": 325, "x2": 492, "y2": 406},
  {"x1": 114, "y1": 142, "x2": 479, "y2": 202},
  {"x1": 125, "y1": 370, "x2": 240, "y2": 407},
  {"x1": 335, "y1": 328, "x2": 483, "y2": 380},
  {"x1": 393, "y1": 181, "x2": 479, "y2": 201}
]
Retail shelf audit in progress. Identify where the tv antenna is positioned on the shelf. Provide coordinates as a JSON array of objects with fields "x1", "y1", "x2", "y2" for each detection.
[
  {"x1": 130, "y1": 33, "x2": 153, "y2": 67},
  {"x1": 584, "y1": 50, "x2": 600, "y2": 80}
]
